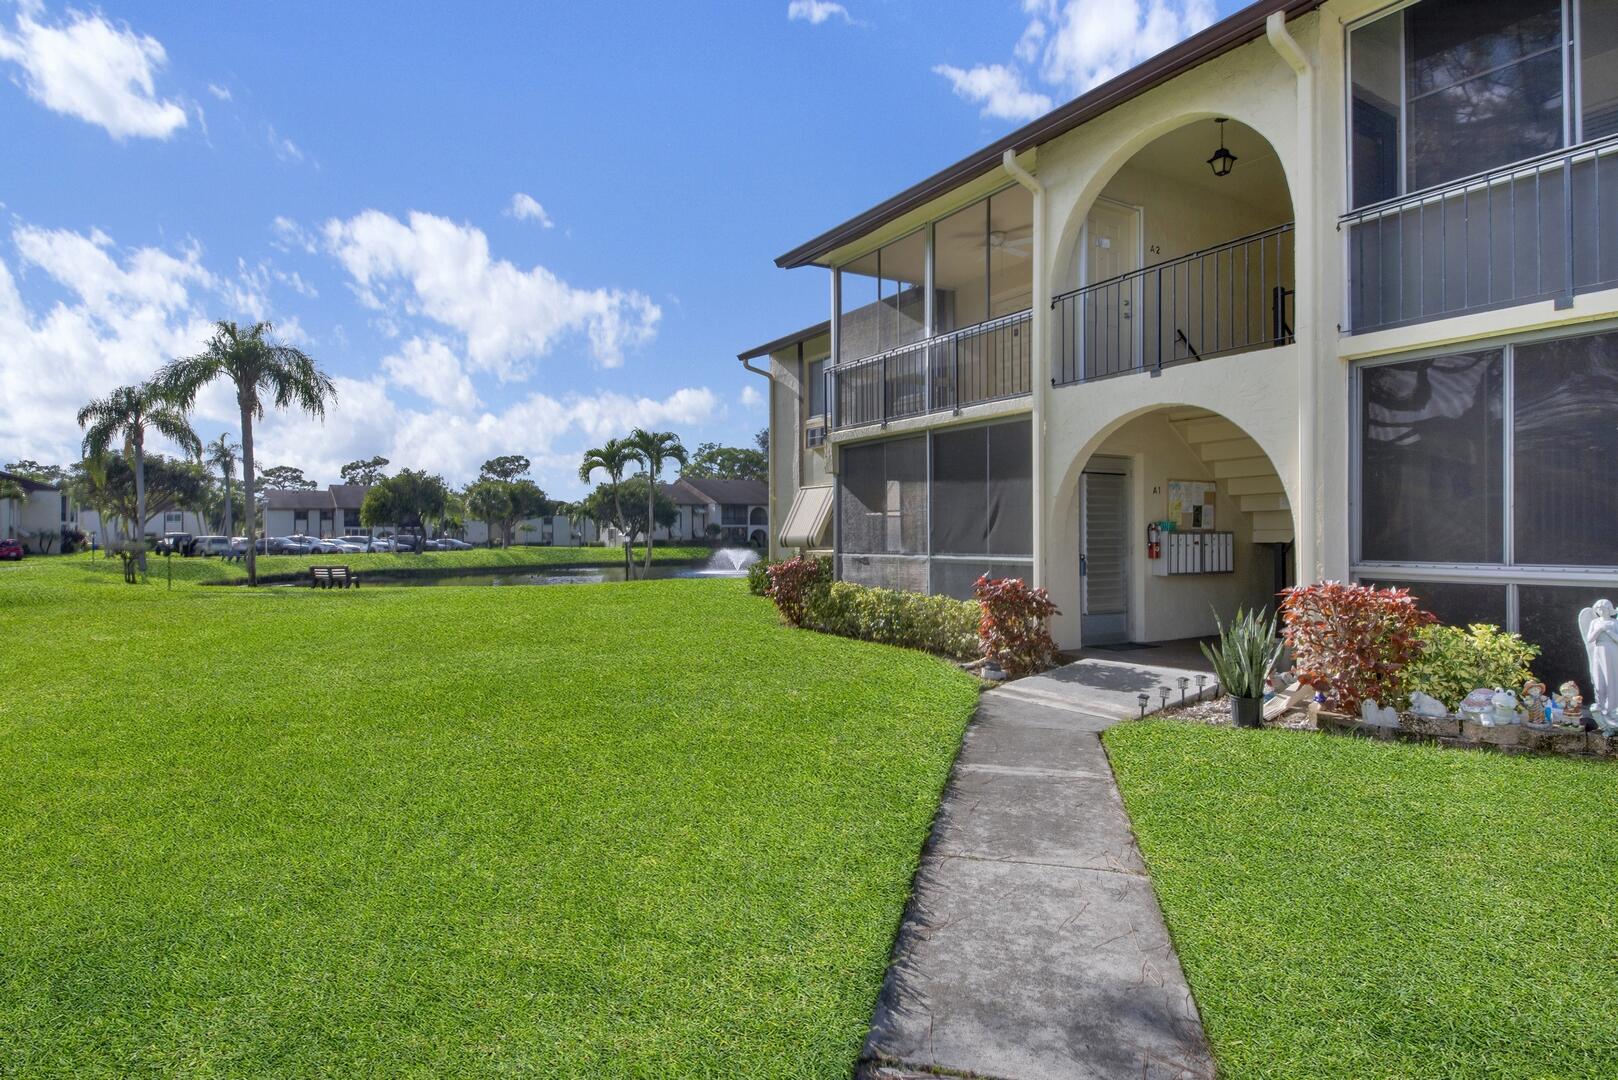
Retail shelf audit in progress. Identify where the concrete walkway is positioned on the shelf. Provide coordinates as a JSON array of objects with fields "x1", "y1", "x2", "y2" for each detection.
[{"x1": 859, "y1": 659, "x2": 1216, "y2": 1080}]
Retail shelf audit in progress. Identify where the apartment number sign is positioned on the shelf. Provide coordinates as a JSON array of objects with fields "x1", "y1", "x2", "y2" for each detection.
[{"x1": 1166, "y1": 479, "x2": 1216, "y2": 531}]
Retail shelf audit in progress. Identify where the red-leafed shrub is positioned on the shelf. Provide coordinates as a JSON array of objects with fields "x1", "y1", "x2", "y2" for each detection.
[
  {"x1": 974, "y1": 575, "x2": 1061, "y2": 676},
  {"x1": 1279, "y1": 581, "x2": 1435, "y2": 712},
  {"x1": 764, "y1": 555, "x2": 829, "y2": 627}
]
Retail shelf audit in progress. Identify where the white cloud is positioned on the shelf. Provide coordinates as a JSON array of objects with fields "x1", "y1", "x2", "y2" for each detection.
[
  {"x1": 381, "y1": 336, "x2": 479, "y2": 411},
  {"x1": 0, "y1": 215, "x2": 710, "y2": 498},
  {"x1": 740, "y1": 384, "x2": 763, "y2": 409},
  {"x1": 267, "y1": 125, "x2": 304, "y2": 164},
  {"x1": 206, "y1": 82, "x2": 231, "y2": 102},
  {"x1": 507, "y1": 192, "x2": 554, "y2": 228},
  {"x1": 270, "y1": 215, "x2": 318, "y2": 255},
  {"x1": 0, "y1": 3, "x2": 187, "y2": 139},
  {"x1": 321, "y1": 208, "x2": 660, "y2": 375},
  {"x1": 933, "y1": 62, "x2": 1052, "y2": 122},
  {"x1": 933, "y1": 0, "x2": 1214, "y2": 125},
  {"x1": 787, "y1": 0, "x2": 850, "y2": 25},
  {"x1": 1030, "y1": 0, "x2": 1214, "y2": 93}
]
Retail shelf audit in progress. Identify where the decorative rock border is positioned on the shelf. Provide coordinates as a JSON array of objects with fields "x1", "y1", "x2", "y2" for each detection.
[{"x1": 1309, "y1": 707, "x2": 1615, "y2": 760}]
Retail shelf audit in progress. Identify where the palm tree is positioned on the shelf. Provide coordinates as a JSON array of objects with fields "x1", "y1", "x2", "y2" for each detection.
[
  {"x1": 158, "y1": 321, "x2": 335, "y2": 585},
  {"x1": 77, "y1": 383, "x2": 201, "y2": 569},
  {"x1": 206, "y1": 433, "x2": 240, "y2": 538},
  {"x1": 578, "y1": 437, "x2": 635, "y2": 574},
  {"x1": 625, "y1": 428, "x2": 686, "y2": 571}
]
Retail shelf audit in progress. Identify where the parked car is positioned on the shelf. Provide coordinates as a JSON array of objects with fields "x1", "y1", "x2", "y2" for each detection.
[
  {"x1": 0, "y1": 537, "x2": 24, "y2": 560},
  {"x1": 328, "y1": 537, "x2": 368, "y2": 554},
  {"x1": 272, "y1": 536, "x2": 311, "y2": 555},
  {"x1": 302, "y1": 536, "x2": 344, "y2": 555},
  {"x1": 436, "y1": 537, "x2": 473, "y2": 551},
  {"x1": 159, "y1": 532, "x2": 196, "y2": 555},
  {"x1": 192, "y1": 535, "x2": 232, "y2": 556}
]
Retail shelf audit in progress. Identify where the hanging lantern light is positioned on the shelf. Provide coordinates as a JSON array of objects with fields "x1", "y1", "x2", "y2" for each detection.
[{"x1": 1206, "y1": 118, "x2": 1237, "y2": 178}]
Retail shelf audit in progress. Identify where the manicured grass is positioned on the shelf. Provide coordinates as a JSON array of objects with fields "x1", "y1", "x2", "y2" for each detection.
[
  {"x1": 6, "y1": 544, "x2": 714, "y2": 590},
  {"x1": 0, "y1": 562, "x2": 979, "y2": 1076},
  {"x1": 1104, "y1": 721, "x2": 1618, "y2": 1079}
]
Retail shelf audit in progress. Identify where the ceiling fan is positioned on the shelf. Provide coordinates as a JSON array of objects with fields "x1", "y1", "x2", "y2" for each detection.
[{"x1": 985, "y1": 224, "x2": 1034, "y2": 259}]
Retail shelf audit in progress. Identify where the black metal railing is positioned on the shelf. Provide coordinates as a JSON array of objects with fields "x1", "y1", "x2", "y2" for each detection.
[
  {"x1": 1051, "y1": 223, "x2": 1294, "y2": 385},
  {"x1": 830, "y1": 308, "x2": 1032, "y2": 429},
  {"x1": 1344, "y1": 134, "x2": 1618, "y2": 334}
]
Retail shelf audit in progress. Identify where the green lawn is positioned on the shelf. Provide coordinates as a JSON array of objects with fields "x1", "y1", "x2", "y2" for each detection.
[
  {"x1": 0, "y1": 559, "x2": 978, "y2": 1076},
  {"x1": 14, "y1": 544, "x2": 715, "y2": 589},
  {"x1": 1105, "y1": 721, "x2": 1618, "y2": 1079}
]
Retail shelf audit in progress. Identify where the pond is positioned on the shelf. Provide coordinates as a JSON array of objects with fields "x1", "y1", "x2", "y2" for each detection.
[{"x1": 364, "y1": 549, "x2": 760, "y2": 588}]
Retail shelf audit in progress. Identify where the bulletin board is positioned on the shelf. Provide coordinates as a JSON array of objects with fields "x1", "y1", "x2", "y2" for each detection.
[{"x1": 1166, "y1": 479, "x2": 1216, "y2": 531}]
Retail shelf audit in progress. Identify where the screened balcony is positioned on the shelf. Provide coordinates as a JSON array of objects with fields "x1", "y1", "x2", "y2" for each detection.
[
  {"x1": 829, "y1": 182, "x2": 1034, "y2": 429},
  {"x1": 1343, "y1": 0, "x2": 1618, "y2": 333}
]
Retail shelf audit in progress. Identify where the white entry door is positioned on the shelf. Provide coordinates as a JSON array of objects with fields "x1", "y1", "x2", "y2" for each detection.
[
  {"x1": 1082, "y1": 199, "x2": 1144, "y2": 376},
  {"x1": 1081, "y1": 464, "x2": 1130, "y2": 644}
]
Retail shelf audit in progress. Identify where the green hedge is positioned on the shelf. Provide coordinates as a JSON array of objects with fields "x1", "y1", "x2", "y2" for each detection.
[{"x1": 802, "y1": 580, "x2": 980, "y2": 660}]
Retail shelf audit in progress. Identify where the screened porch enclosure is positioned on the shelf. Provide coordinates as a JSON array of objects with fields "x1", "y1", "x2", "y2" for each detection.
[
  {"x1": 837, "y1": 418, "x2": 1034, "y2": 598},
  {"x1": 830, "y1": 186, "x2": 1035, "y2": 429},
  {"x1": 1344, "y1": 0, "x2": 1618, "y2": 332}
]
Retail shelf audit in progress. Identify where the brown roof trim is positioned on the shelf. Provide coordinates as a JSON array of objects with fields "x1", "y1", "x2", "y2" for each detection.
[
  {"x1": 737, "y1": 319, "x2": 830, "y2": 361},
  {"x1": 775, "y1": 0, "x2": 1324, "y2": 269}
]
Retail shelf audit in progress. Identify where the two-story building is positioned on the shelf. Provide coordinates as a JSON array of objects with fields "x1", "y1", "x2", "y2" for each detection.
[{"x1": 751, "y1": 0, "x2": 1618, "y2": 687}]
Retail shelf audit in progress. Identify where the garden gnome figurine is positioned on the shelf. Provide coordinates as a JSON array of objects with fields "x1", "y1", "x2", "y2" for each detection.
[
  {"x1": 1522, "y1": 679, "x2": 1548, "y2": 726},
  {"x1": 1556, "y1": 680, "x2": 1585, "y2": 726},
  {"x1": 1581, "y1": 600, "x2": 1618, "y2": 733}
]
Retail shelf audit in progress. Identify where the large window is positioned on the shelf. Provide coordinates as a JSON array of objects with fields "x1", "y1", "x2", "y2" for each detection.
[
  {"x1": 1355, "y1": 325, "x2": 1618, "y2": 686},
  {"x1": 838, "y1": 419, "x2": 1033, "y2": 599},
  {"x1": 806, "y1": 355, "x2": 827, "y2": 420},
  {"x1": 838, "y1": 230, "x2": 926, "y2": 363},
  {"x1": 1349, "y1": 0, "x2": 1618, "y2": 208}
]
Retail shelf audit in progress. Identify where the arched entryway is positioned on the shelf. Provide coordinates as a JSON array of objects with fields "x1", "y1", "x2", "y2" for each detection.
[
  {"x1": 1050, "y1": 117, "x2": 1296, "y2": 384},
  {"x1": 1048, "y1": 404, "x2": 1295, "y2": 652}
]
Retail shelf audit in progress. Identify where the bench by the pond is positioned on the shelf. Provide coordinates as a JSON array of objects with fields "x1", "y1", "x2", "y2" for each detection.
[{"x1": 310, "y1": 565, "x2": 358, "y2": 589}]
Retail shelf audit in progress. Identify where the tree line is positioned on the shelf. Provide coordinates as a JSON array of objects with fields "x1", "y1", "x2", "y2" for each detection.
[{"x1": 7, "y1": 318, "x2": 769, "y2": 585}]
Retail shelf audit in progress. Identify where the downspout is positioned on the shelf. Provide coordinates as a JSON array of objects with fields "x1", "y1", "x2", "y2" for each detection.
[
  {"x1": 739, "y1": 355, "x2": 780, "y2": 558},
  {"x1": 1266, "y1": 10, "x2": 1317, "y2": 585},
  {"x1": 1002, "y1": 148, "x2": 1047, "y2": 589}
]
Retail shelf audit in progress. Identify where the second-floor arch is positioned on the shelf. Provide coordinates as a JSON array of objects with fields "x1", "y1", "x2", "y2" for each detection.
[{"x1": 1045, "y1": 115, "x2": 1298, "y2": 383}]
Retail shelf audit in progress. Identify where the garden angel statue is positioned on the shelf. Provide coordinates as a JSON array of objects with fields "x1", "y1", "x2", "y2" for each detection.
[{"x1": 1580, "y1": 600, "x2": 1618, "y2": 735}]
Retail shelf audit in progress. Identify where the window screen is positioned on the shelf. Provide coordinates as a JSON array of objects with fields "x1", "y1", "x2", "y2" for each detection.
[
  {"x1": 1513, "y1": 329, "x2": 1618, "y2": 566},
  {"x1": 1356, "y1": 577, "x2": 1509, "y2": 628},
  {"x1": 806, "y1": 356, "x2": 827, "y2": 418},
  {"x1": 839, "y1": 436, "x2": 926, "y2": 555},
  {"x1": 1360, "y1": 350, "x2": 1504, "y2": 563},
  {"x1": 1518, "y1": 584, "x2": 1601, "y2": 688},
  {"x1": 1405, "y1": 0, "x2": 1563, "y2": 192},
  {"x1": 929, "y1": 419, "x2": 1032, "y2": 557}
]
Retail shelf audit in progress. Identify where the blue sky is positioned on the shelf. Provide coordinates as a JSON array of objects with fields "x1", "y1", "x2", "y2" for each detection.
[{"x1": 0, "y1": 0, "x2": 1237, "y2": 496}]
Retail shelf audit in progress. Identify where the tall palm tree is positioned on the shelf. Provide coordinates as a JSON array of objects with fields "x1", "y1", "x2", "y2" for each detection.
[
  {"x1": 158, "y1": 321, "x2": 336, "y2": 586},
  {"x1": 625, "y1": 428, "x2": 687, "y2": 571},
  {"x1": 578, "y1": 437, "x2": 635, "y2": 574},
  {"x1": 77, "y1": 383, "x2": 201, "y2": 569},
  {"x1": 206, "y1": 433, "x2": 240, "y2": 538}
]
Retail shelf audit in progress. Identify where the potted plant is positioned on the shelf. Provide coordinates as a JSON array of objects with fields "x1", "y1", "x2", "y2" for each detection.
[{"x1": 1200, "y1": 607, "x2": 1282, "y2": 728}]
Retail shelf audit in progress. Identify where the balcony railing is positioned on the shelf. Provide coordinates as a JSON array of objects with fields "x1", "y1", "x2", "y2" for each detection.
[
  {"x1": 1344, "y1": 134, "x2": 1618, "y2": 334},
  {"x1": 1051, "y1": 223, "x2": 1294, "y2": 385},
  {"x1": 830, "y1": 308, "x2": 1032, "y2": 429}
]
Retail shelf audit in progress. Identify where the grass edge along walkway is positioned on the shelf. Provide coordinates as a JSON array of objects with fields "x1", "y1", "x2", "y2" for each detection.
[{"x1": 1103, "y1": 719, "x2": 1618, "y2": 1079}]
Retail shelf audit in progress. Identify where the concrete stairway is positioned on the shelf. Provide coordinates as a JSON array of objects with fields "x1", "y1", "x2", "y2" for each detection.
[{"x1": 1166, "y1": 407, "x2": 1293, "y2": 544}]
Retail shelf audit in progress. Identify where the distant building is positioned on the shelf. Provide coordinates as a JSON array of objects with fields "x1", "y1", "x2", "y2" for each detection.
[
  {"x1": 659, "y1": 477, "x2": 768, "y2": 547},
  {"x1": 0, "y1": 469, "x2": 78, "y2": 551},
  {"x1": 261, "y1": 485, "x2": 370, "y2": 538}
]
